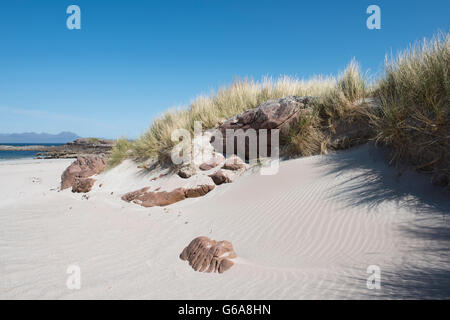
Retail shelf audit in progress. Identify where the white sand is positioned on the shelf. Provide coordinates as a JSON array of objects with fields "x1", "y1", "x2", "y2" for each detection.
[{"x1": 1, "y1": 145, "x2": 449, "y2": 299}]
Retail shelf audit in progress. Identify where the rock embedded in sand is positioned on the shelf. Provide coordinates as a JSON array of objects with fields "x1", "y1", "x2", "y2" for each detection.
[
  {"x1": 121, "y1": 184, "x2": 215, "y2": 207},
  {"x1": 61, "y1": 155, "x2": 107, "y2": 191},
  {"x1": 184, "y1": 184, "x2": 215, "y2": 198},
  {"x1": 121, "y1": 186, "x2": 150, "y2": 202},
  {"x1": 72, "y1": 177, "x2": 96, "y2": 193},
  {"x1": 122, "y1": 187, "x2": 185, "y2": 207},
  {"x1": 177, "y1": 165, "x2": 196, "y2": 179},
  {"x1": 222, "y1": 154, "x2": 245, "y2": 171},
  {"x1": 179, "y1": 236, "x2": 236, "y2": 273},
  {"x1": 209, "y1": 169, "x2": 235, "y2": 185},
  {"x1": 199, "y1": 153, "x2": 225, "y2": 171}
]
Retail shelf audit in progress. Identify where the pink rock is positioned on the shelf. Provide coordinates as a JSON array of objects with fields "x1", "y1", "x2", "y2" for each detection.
[
  {"x1": 61, "y1": 155, "x2": 107, "y2": 191},
  {"x1": 222, "y1": 155, "x2": 245, "y2": 171},
  {"x1": 121, "y1": 184, "x2": 215, "y2": 207},
  {"x1": 199, "y1": 153, "x2": 225, "y2": 171},
  {"x1": 72, "y1": 177, "x2": 96, "y2": 193},
  {"x1": 179, "y1": 236, "x2": 236, "y2": 273}
]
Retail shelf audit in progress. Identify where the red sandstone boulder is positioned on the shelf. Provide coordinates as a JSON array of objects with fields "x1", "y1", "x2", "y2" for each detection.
[
  {"x1": 61, "y1": 155, "x2": 107, "y2": 190},
  {"x1": 199, "y1": 153, "x2": 225, "y2": 171},
  {"x1": 121, "y1": 184, "x2": 215, "y2": 207},
  {"x1": 222, "y1": 155, "x2": 245, "y2": 171},
  {"x1": 122, "y1": 188, "x2": 186, "y2": 207},
  {"x1": 184, "y1": 184, "x2": 215, "y2": 198},
  {"x1": 121, "y1": 187, "x2": 150, "y2": 202},
  {"x1": 177, "y1": 165, "x2": 197, "y2": 179},
  {"x1": 72, "y1": 177, "x2": 96, "y2": 193},
  {"x1": 179, "y1": 236, "x2": 236, "y2": 273},
  {"x1": 208, "y1": 169, "x2": 234, "y2": 185},
  {"x1": 216, "y1": 96, "x2": 314, "y2": 159}
]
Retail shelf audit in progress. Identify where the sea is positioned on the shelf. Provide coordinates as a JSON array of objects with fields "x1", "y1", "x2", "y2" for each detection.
[{"x1": 0, "y1": 143, "x2": 63, "y2": 161}]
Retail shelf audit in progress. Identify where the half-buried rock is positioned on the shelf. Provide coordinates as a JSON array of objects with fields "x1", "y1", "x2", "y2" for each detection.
[
  {"x1": 199, "y1": 152, "x2": 225, "y2": 171},
  {"x1": 180, "y1": 236, "x2": 236, "y2": 273},
  {"x1": 72, "y1": 177, "x2": 96, "y2": 193},
  {"x1": 121, "y1": 184, "x2": 215, "y2": 207},
  {"x1": 61, "y1": 155, "x2": 107, "y2": 191},
  {"x1": 222, "y1": 154, "x2": 245, "y2": 171},
  {"x1": 208, "y1": 169, "x2": 235, "y2": 185}
]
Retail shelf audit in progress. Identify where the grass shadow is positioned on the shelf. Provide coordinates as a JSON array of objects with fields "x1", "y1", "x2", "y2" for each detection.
[{"x1": 317, "y1": 143, "x2": 450, "y2": 214}]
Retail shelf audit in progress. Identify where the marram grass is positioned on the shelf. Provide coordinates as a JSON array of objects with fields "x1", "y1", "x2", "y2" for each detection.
[{"x1": 111, "y1": 32, "x2": 450, "y2": 184}]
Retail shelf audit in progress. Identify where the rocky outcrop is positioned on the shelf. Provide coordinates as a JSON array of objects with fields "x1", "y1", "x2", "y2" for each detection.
[
  {"x1": 61, "y1": 155, "x2": 107, "y2": 190},
  {"x1": 121, "y1": 184, "x2": 215, "y2": 207},
  {"x1": 209, "y1": 169, "x2": 235, "y2": 185},
  {"x1": 216, "y1": 96, "x2": 314, "y2": 158},
  {"x1": 179, "y1": 236, "x2": 236, "y2": 273},
  {"x1": 37, "y1": 138, "x2": 115, "y2": 159},
  {"x1": 72, "y1": 177, "x2": 96, "y2": 193}
]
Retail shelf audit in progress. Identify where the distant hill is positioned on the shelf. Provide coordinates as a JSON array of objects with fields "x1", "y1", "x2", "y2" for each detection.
[{"x1": 0, "y1": 131, "x2": 80, "y2": 143}]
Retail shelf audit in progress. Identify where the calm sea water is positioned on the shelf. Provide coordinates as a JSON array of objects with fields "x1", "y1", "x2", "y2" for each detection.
[{"x1": 0, "y1": 143, "x2": 63, "y2": 161}]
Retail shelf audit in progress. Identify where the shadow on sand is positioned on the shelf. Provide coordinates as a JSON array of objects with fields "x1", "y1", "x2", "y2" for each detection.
[
  {"x1": 317, "y1": 143, "x2": 450, "y2": 299},
  {"x1": 318, "y1": 143, "x2": 450, "y2": 215}
]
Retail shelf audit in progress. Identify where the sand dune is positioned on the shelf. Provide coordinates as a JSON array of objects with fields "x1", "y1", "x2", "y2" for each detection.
[{"x1": 1, "y1": 145, "x2": 449, "y2": 299}]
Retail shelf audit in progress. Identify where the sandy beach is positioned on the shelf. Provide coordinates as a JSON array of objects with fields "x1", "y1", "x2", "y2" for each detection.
[{"x1": 1, "y1": 144, "x2": 449, "y2": 299}]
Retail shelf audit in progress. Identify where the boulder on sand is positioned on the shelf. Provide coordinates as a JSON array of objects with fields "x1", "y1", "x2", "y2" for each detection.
[
  {"x1": 121, "y1": 184, "x2": 215, "y2": 207},
  {"x1": 61, "y1": 155, "x2": 107, "y2": 191},
  {"x1": 209, "y1": 169, "x2": 235, "y2": 185},
  {"x1": 199, "y1": 152, "x2": 225, "y2": 171},
  {"x1": 222, "y1": 154, "x2": 245, "y2": 171},
  {"x1": 179, "y1": 236, "x2": 236, "y2": 273},
  {"x1": 177, "y1": 165, "x2": 196, "y2": 179},
  {"x1": 72, "y1": 177, "x2": 96, "y2": 193},
  {"x1": 216, "y1": 96, "x2": 314, "y2": 159}
]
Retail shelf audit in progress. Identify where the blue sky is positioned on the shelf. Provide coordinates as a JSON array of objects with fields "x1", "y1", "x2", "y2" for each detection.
[{"x1": 0, "y1": 0, "x2": 449, "y2": 139}]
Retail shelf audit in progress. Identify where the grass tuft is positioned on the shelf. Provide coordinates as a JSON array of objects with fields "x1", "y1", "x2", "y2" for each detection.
[
  {"x1": 372, "y1": 32, "x2": 450, "y2": 182},
  {"x1": 108, "y1": 138, "x2": 133, "y2": 167}
]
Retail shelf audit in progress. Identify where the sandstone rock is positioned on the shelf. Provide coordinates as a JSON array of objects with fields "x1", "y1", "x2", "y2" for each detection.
[
  {"x1": 222, "y1": 155, "x2": 245, "y2": 171},
  {"x1": 184, "y1": 184, "x2": 215, "y2": 198},
  {"x1": 209, "y1": 169, "x2": 235, "y2": 185},
  {"x1": 179, "y1": 236, "x2": 236, "y2": 273},
  {"x1": 178, "y1": 165, "x2": 196, "y2": 179},
  {"x1": 199, "y1": 153, "x2": 225, "y2": 171},
  {"x1": 121, "y1": 184, "x2": 215, "y2": 207},
  {"x1": 121, "y1": 186, "x2": 150, "y2": 202},
  {"x1": 72, "y1": 177, "x2": 96, "y2": 193},
  {"x1": 122, "y1": 188, "x2": 186, "y2": 207},
  {"x1": 61, "y1": 155, "x2": 107, "y2": 190},
  {"x1": 216, "y1": 96, "x2": 314, "y2": 158}
]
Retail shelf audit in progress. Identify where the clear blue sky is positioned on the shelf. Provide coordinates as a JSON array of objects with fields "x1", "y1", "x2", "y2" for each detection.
[{"x1": 0, "y1": 0, "x2": 449, "y2": 139}]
